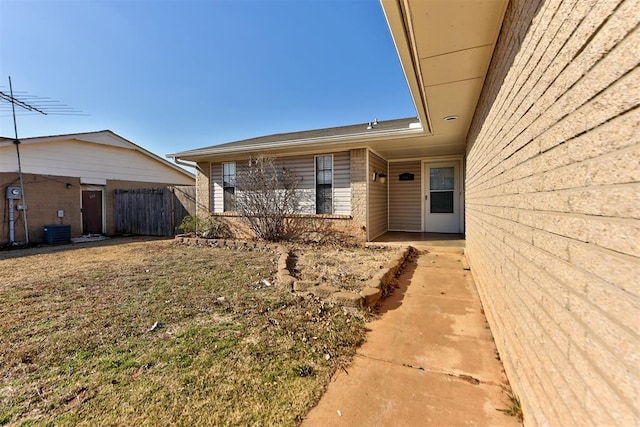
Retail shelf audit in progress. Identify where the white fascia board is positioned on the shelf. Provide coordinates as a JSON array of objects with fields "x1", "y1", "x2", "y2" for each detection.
[{"x1": 379, "y1": 0, "x2": 432, "y2": 133}]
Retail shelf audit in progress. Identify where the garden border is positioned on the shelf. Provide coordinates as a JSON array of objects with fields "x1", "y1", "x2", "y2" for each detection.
[{"x1": 175, "y1": 235, "x2": 414, "y2": 309}]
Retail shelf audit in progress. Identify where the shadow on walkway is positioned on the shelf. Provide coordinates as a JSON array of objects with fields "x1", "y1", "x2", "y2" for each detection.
[
  {"x1": 303, "y1": 248, "x2": 521, "y2": 426},
  {"x1": 376, "y1": 259, "x2": 416, "y2": 315}
]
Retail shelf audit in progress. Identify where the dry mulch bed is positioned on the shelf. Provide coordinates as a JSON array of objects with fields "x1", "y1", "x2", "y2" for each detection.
[{"x1": 288, "y1": 243, "x2": 395, "y2": 292}]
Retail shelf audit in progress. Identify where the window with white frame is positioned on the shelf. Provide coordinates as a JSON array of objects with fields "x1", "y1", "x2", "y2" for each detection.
[
  {"x1": 222, "y1": 162, "x2": 236, "y2": 212},
  {"x1": 315, "y1": 155, "x2": 333, "y2": 214}
]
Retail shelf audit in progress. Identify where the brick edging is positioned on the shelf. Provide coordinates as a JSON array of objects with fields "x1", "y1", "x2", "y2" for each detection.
[
  {"x1": 281, "y1": 245, "x2": 415, "y2": 309},
  {"x1": 175, "y1": 235, "x2": 279, "y2": 251},
  {"x1": 175, "y1": 235, "x2": 414, "y2": 309}
]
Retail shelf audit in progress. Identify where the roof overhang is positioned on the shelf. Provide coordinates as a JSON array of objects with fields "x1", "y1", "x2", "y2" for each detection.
[
  {"x1": 380, "y1": 0, "x2": 508, "y2": 156},
  {"x1": 380, "y1": 0, "x2": 433, "y2": 134},
  {"x1": 172, "y1": 0, "x2": 508, "y2": 162}
]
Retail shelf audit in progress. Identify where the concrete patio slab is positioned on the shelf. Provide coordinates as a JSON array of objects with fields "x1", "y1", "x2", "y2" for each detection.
[
  {"x1": 303, "y1": 248, "x2": 520, "y2": 426},
  {"x1": 373, "y1": 232, "x2": 465, "y2": 249}
]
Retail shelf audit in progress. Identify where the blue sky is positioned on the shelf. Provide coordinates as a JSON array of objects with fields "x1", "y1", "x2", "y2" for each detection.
[{"x1": 0, "y1": 0, "x2": 415, "y2": 158}]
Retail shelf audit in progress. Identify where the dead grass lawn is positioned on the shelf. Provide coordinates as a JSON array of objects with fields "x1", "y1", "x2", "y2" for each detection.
[{"x1": 0, "y1": 238, "x2": 368, "y2": 426}]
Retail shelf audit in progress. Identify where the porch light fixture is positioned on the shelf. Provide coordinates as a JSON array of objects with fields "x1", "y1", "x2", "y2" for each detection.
[
  {"x1": 372, "y1": 171, "x2": 387, "y2": 184},
  {"x1": 444, "y1": 115, "x2": 458, "y2": 121}
]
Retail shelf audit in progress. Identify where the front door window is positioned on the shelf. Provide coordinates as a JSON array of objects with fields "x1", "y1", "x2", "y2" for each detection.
[{"x1": 429, "y1": 167, "x2": 454, "y2": 213}]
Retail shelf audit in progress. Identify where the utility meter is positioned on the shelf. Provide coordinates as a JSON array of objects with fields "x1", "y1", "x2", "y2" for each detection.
[{"x1": 6, "y1": 186, "x2": 22, "y2": 199}]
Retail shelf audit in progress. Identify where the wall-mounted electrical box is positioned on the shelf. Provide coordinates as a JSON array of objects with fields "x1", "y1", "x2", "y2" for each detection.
[{"x1": 6, "y1": 186, "x2": 22, "y2": 199}]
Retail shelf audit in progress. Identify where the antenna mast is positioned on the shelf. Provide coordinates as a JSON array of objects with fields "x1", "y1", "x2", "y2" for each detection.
[
  {"x1": 1, "y1": 78, "x2": 84, "y2": 244},
  {"x1": 8, "y1": 76, "x2": 31, "y2": 244}
]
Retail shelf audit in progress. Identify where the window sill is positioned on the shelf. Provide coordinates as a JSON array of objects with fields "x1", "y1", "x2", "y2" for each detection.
[{"x1": 211, "y1": 212, "x2": 352, "y2": 220}]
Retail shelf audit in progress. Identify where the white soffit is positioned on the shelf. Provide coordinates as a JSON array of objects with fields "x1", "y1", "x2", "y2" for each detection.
[
  {"x1": 421, "y1": 44, "x2": 495, "y2": 87},
  {"x1": 381, "y1": 0, "x2": 508, "y2": 154},
  {"x1": 426, "y1": 78, "x2": 485, "y2": 135},
  {"x1": 409, "y1": 0, "x2": 507, "y2": 57}
]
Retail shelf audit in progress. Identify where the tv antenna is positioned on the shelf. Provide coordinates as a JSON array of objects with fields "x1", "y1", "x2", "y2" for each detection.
[
  {"x1": 0, "y1": 84, "x2": 86, "y2": 117},
  {"x1": 0, "y1": 77, "x2": 86, "y2": 244}
]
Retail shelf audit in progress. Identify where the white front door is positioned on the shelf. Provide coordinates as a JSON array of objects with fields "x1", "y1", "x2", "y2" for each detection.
[{"x1": 424, "y1": 162, "x2": 460, "y2": 233}]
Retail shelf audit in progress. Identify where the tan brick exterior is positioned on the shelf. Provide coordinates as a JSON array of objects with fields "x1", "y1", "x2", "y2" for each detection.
[
  {"x1": 465, "y1": 0, "x2": 640, "y2": 425},
  {"x1": 209, "y1": 213, "x2": 364, "y2": 242},
  {"x1": 195, "y1": 161, "x2": 211, "y2": 217},
  {"x1": 1, "y1": 173, "x2": 188, "y2": 243},
  {"x1": 1, "y1": 173, "x2": 82, "y2": 243},
  {"x1": 350, "y1": 148, "x2": 367, "y2": 239}
]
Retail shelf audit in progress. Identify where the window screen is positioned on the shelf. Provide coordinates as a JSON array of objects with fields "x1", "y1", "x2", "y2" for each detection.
[
  {"x1": 316, "y1": 155, "x2": 332, "y2": 214},
  {"x1": 223, "y1": 162, "x2": 235, "y2": 212}
]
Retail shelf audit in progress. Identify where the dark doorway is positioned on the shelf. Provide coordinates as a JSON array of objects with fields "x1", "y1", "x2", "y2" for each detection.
[{"x1": 82, "y1": 190, "x2": 103, "y2": 234}]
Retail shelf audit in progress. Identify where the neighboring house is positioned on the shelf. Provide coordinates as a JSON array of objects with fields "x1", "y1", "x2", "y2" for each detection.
[
  {"x1": 172, "y1": 0, "x2": 639, "y2": 425},
  {"x1": 1, "y1": 130, "x2": 195, "y2": 243}
]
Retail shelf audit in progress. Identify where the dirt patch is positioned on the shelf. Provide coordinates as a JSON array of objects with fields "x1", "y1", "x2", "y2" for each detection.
[{"x1": 288, "y1": 244, "x2": 395, "y2": 292}]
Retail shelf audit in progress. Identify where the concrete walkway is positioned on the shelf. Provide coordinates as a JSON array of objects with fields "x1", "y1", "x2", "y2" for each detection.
[{"x1": 303, "y1": 247, "x2": 520, "y2": 426}]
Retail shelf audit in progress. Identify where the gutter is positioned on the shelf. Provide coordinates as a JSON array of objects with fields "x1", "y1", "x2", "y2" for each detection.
[
  {"x1": 167, "y1": 156, "x2": 201, "y2": 172},
  {"x1": 380, "y1": 0, "x2": 433, "y2": 134}
]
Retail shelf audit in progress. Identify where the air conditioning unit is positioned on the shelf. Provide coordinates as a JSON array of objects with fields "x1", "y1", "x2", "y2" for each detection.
[
  {"x1": 43, "y1": 224, "x2": 71, "y2": 244},
  {"x1": 6, "y1": 186, "x2": 22, "y2": 199}
]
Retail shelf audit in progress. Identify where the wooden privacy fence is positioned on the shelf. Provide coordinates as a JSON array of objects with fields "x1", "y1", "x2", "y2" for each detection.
[{"x1": 113, "y1": 186, "x2": 196, "y2": 236}]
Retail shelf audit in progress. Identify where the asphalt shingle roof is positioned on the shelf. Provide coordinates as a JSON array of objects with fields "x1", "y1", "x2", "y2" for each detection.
[{"x1": 172, "y1": 117, "x2": 420, "y2": 157}]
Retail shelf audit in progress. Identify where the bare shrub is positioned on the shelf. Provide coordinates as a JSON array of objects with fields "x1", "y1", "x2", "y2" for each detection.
[
  {"x1": 285, "y1": 216, "x2": 334, "y2": 243},
  {"x1": 178, "y1": 214, "x2": 233, "y2": 239},
  {"x1": 285, "y1": 216, "x2": 359, "y2": 246},
  {"x1": 235, "y1": 156, "x2": 302, "y2": 242}
]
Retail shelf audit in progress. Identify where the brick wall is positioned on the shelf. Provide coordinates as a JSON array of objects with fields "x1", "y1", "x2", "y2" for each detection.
[
  {"x1": 350, "y1": 148, "x2": 367, "y2": 238},
  {"x1": 210, "y1": 213, "x2": 364, "y2": 243},
  {"x1": 1, "y1": 173, "x2": 81, "y2": 243},
  {"x1": 465, "y1": 0, "x2": 639, "y2": 425},
  {"x1": 195, "y1": 161, "x2": 211, "y2": 217}
]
